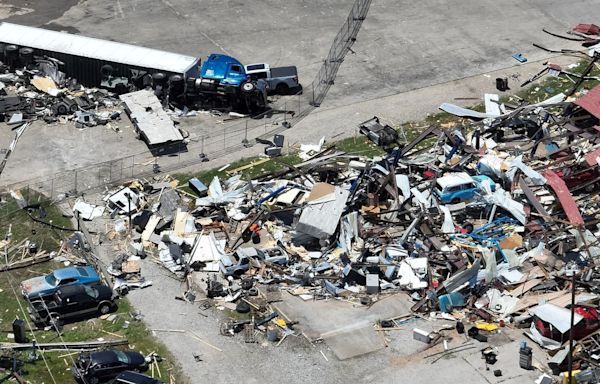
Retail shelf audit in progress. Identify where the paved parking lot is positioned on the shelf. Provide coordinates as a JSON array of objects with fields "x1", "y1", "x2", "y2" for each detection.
[{"x1": 0, "y1": 0, "x2": 597, "y2": 187}]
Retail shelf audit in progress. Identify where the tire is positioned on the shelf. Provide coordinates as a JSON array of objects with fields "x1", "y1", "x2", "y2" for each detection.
[
  {"x1": 233, "y1": 269, "x2": 245, "y2": 277},
  {"x1": 463, "y1": 222, "x2": 474, "y2": 233},
  {"x1": 69, "y1": 103, "x2": 78, "y2": 113},
  {"x1": 55, "y1": 103, "x2": 68, "y2": 115},
  {"x1": 100, "y1": 64, "x2": 114, "y2": 77},
  {"x1": 88, "y1": 377, "x2": 99, "y2": 384},
  {"x1": 241, "y1": 81, "x2": 256, "y2": 93},
  {"x1": 98, "y1": 302, "x2": 111, "y2": 315},
  {"x1": 19, "y1": 47, "x2": 33, "y2": 55},
  {"x1": 49, "y1": 313, "x2": 63, "y2": 328},
  {"x1": 236, "y1": 301, "x2": 251, "y2": 313},
  {"x1": 241, "y1": 279, "x2": 253, "y2": 290},
  {"x1": 275, "y1": 83, "x2": 289, "y2": 95}
]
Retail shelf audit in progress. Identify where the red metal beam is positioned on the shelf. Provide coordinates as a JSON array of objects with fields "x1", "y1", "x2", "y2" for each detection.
[
  {"x1": 575, "y1": 85, "x2": 600, "y2": 119},
  {"x1": 585, "y1": 147, "x2": 600, "y2": 167},
  {"x1": 543, "y1": 170, "x2": 584, "y2": 226}
]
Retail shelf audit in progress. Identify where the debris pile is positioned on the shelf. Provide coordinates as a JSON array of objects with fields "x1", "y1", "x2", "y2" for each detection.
[
  {"x1": 67, "y1": 22, "x2": 600, "y2": 381},
  {"x1": 0, "y1": 54, "x2": 122, "y2": 127}
]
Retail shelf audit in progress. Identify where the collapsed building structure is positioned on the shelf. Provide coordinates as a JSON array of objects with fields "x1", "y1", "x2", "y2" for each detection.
[{"x1": 3, "y1": 20, "x2": 600, "y2": 384}]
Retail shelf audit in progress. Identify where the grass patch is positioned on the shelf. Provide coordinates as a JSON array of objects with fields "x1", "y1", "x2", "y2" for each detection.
[
  {"x1": 175, "y1": 152, "x2": 302, "y2": 187},
  {"x1": 0, "y1": 189, "x2": 73, "y2": 253},
  {"x1": 0, "y1": 191, "x2": 185, "y2": 383},
  {"x1": 0, "y1": 262, "x2": 184, "y2": 383}
]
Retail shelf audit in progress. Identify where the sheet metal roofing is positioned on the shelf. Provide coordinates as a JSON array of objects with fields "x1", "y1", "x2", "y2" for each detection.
[
  {"x1": 0, "y1": 22, "x2": 199, "y2": 74},
  {"x1": 120, "y1": 90, "x2": 183, "y2": 146}
]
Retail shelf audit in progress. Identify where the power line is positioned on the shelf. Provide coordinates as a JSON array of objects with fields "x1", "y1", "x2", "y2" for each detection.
[
  {"x1": 2, "y1": 271, "x2": 58, "y2": 384},
  {"x1": 31, "y1": 293, "x2": 90, "y2": 384}
]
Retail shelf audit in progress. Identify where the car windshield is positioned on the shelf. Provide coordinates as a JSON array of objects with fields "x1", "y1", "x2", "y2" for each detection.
[
  {"x1": 83, "y1": 285, "x2": 99, "y2": 299},
  {"x1": 77, "y1": 267, "x2": 89, "y2": 277},
  {"x1": 45, "y1": 273, "x2": 58, "y2": 286},
  {"x1": 114, "y1": 351, "x2": 130, "y2": 364}
]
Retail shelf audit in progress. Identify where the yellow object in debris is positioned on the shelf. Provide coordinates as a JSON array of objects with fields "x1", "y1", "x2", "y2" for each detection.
[
  {"x1": 275, "y1": 319, "x2": 287, "y2": 328},
  {"x1": 31, "y1": 76, "x2": 58, "y2": 94},
  {"x1": 129, "y1": 180, "x2": 144, "y2": 191},
  {"x1": 561, "y1": 370, "x2": 580, "y2": 384},
  {"x1": 475, "y1": 322, "x2": 498, "y2": 332}
]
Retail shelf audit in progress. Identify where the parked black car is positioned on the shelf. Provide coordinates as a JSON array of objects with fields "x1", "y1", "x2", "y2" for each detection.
[
  {"x1": 73, "y1": 350, "x2": 148, "y2": 384},
  {"x1": 111, "y1": 371, "x2": 165, "y2": 384},
  {"x1": 28, "y1": 284, "x2": 116, "y2": 327}
]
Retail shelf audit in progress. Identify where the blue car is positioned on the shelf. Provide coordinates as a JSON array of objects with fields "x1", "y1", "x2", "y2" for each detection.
[
  {"x1": 21, "y1": 266, "x2": 101, "y2": 300},
  {"x1": 435, "y1": 172, "x2": 496, "y2": 204}
]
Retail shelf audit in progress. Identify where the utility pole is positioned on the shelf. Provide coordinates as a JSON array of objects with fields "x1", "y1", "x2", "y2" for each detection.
[
  {"x1": 125, "y1": 192, "x2": 132, "y2": 236},
  {"x1": 567, "y1": 264, "x2": 578, "y2": 384}
]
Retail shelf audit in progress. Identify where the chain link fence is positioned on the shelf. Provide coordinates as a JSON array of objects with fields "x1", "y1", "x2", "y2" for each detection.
[{"x1": 0, "y1": 0, "x2": 372, "y2": 200}]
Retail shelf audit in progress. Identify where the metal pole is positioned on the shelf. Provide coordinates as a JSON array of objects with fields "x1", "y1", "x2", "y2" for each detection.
[
  {"x1": 126, "y1": 193, "x2": 132, "y2": 236},
  {"x1": 567, "y1": 271, "x2": 576, "y2": 384}
]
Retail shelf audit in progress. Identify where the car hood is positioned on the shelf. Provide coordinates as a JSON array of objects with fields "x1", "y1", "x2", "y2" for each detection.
[{"x1": 21, "y1": 276, "x2": 52, "y2": 297}]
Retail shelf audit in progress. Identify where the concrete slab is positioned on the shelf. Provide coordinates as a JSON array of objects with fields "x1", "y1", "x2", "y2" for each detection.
[
  {"x1": 322, "y1": 321, "x2": 385, "y2": 360},
  {"x1": 274, "y1": 292, "x2": 412, "y2": 341}
]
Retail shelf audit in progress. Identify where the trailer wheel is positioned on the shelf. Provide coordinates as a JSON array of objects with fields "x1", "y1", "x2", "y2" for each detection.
[
  {"x1": 100, "y1": 64, "x2": 114, "y2": 77},
  {"x1": 241, "y1": 81, "x2": 256, "y2": 93},
  {"x1": 55, "y1": 103, "x2": 69, "y2": 115}
]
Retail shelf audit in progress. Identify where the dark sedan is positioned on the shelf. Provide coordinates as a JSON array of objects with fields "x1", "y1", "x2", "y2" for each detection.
[{"x1": 73, "y1": 350, "x2": 148, "y2": 384}]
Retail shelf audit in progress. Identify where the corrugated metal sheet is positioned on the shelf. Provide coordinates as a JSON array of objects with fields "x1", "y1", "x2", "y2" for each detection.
[
  {"x1": 543, "y1": 170, "x2": 584, "y2": 225},
  {"x1": 120, "y1": 90, "x2": 183, "y2": 146},
  {"x1": 584, "y1": 147, "x2": 600, "y2": 167},
  {"x1": 296, "y1": 186, "x2": 350, "y2": 239},
  {"x1": 575, "y1": 84, "x2": 600, "y2": 119},
  {"x1": 0, "y1": 22, "x2": 200, "y2": 76}
]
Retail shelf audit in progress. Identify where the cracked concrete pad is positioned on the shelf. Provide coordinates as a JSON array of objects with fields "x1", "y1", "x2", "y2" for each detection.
[{"x1": 322, "y1": 321, "x2": 385, "y2": 360}]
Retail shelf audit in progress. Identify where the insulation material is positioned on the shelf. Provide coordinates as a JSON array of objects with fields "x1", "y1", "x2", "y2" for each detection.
[
  {"x1": 196, "y1": 176, "x2": 247, "y2": 206},
  {"x1": 73, "y1": 200, "x2": 105, "y2": 220},
  {"x1": 439, "y1": 205, "x2": 455, "y2": 234},
  {"x1": 483, "y1": 188, "x2": 526, "y2": 224},
  {"x1": 398, "y1": 258, "x2": 428, "y2": 290}
]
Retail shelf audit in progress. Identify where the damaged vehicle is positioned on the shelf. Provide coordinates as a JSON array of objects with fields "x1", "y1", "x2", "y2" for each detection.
[
  {"x1": 20, "y1": 266, "x2": 101, "y2": 300},
  {"x1": 28, "y1": 284, "x2": 116, "y2": 327},
  {"x1": 111, "y1": 371, "x2": 165, "y2": 384},
  {"x1": 434, "y1": 172, "x2": 496, "y2": 204},
  {"x1": 72, "y1": 350, "x2": 148, "y2": 384}
]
